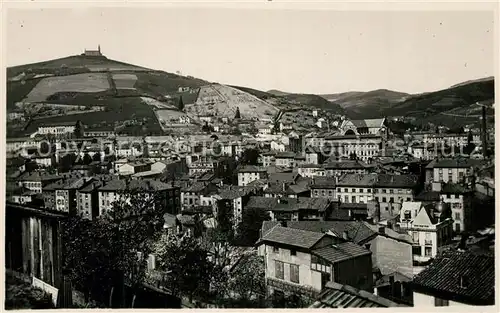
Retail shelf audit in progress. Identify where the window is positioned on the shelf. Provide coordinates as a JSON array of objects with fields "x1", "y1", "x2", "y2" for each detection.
[
  {"x1": 275, "y1": 261, "x2": 284, "y2": 280},
  {"x1": 406, "y1": 197, "x2": 411, "y2": 201},
  {"x1": 328, "y1": 190, "x2": 333, "y2": 196},
  {"x1": 337, "y1": 188, "x2": 341, "y2": 192},
  {"x1": 425, "y1": 247, "x2": 432, "y2": 256},
  {"x1": 389, "y1": 197, "x2": 394, "y2": 203},
  {"x1": 351, "y1": 188, "x2": 356, "y2": 192},
  {"x1": 404, "y1": 211, "x2": 411, "y2": 220},
  {"x1": 291, "y1": 249, "x2": 296, "y2": 256},
  {"x1": 345, "y1": 196, "x2": 349, "y2": 203},
  {"x1": 454, "y1": 212, "x2": 460, "y2": 220},
  {"x1": 367, "y1": 189, "x2": 371, "y2": 193},
  {"x1": 389, "y1": 189, "x2": 394, "y2": 194},
  {"x1": 344, "y1": 188, "x2": 348, "y2": 192},
  {"x1": 412, "y1": 232, "x2": 419, "y2": 243},
  {"x1": 273, "y1": 246, "x2": 279, "y2": 253},
  {"x1": 382, "y1": 189, "x2": 386, "y2": 193},
  {"x1": 455, "y1": 223, "x2": 461, "y2": 233},
  {"x1": 290, "y1": 264, "x2": 300, "y2": 283},
  {"x1": 448, "y1": 171, "x2": 453, "y2": 182},
  {"x1": 382, "y1": 197, "x2": 387, "y2": 202},
  {"x1": 351, "y1": 196, "x2": 356, "y2": 203}
]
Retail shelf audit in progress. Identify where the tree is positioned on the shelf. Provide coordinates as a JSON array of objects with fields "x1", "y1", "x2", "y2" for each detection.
[
  {"x1": 234, "y1": 107, "x2": 241, "y2": 119},
  {"x1": 74, "y1": 120, "x2": 84, "y2": 138},
  {"x1": 178, "y1": 96, "x2": 185, "y2": 111},
  {"x1": 240, "y1": 148, "x2": 260, "y2": 165},
  {"x1": 58, "y1": 153, "x2": 77, "y2": 172},
  {"x1": 227, "y1": 254, "x2": 266, "y2": 305},
  {"x1": 154, "y1": 233, "x2": 214, "y2": 302},
  {"x1": 235, "y1": 207, "x2": 271, "y2": 246},
  {"x1": 63, "y1": 190, "x2": 167, "y2": 307},
  {"x1": 82, "y1": 153, "x2": 93, "y2": 165}
]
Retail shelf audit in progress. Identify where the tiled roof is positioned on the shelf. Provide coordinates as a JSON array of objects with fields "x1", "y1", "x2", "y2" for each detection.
[
  {"x1": 310, "y1": 177, "x2": 336, "y2": 188},
  {"x1": 312, "y1": 241, "x2": 371, "y2": 264},
  {"x1": 287, "y1": 221, "x2": 376, "y2": 244},
  {"x1": 218, "y1": 187, "x2": 254, "y2": 200},
  {"x1": 336, "y1": 173, "x2": 418, "y2": 188},
  {"x1": 270, "y1": 197, "x2": 331, "y2": 212},
  {"x1": 238, "y1": 165, "x2": 267, "y2": 173},
  {"x1": 267, "y1": 172, "x2": 298, "y2": 183},
  {"x1": 310, "y1": 282, "x2": 405, "y2": 308},
  {"x1": 246, "y1": 196, "x2": 278, "y2": 210},
  {"x1": 426, "y1": 158, "x2": 484, "y2": 169},
  {"x1": 323, "y1": 160, "x2": 369, "y2": 170},
  {"x1": 79, "y1": 179, "x2": 102, "y2": 193},
  {"x1": 23, "y1": 172, "x2": 61, "y2": 182},
  {"x1": 258, "y1": 226, "x2": 324, "y2": 249},
  {"x1": 261, "y1": 221, "x2": 281, "y2": 236},
  {"x1": 327, "y1": 209, "x2": 353, "y2": 221},
  {"x1": 412, "y1": 249, "x2": 495, "y2": 305}
]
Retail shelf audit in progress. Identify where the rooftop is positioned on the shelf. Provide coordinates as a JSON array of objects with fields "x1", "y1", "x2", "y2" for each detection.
[
  {"x1": 412, "y1": 249, "x2": 495, "y2": 305},
  {"x1": 426, "y1": 158, "x2": 484, "y2": 169},
  {"x1": 313, "y1": 241, "x2": 371, "y2": 264},
  {"x1": 258, "y1": 225, "x2": 325, "y2": 249},
  {"x1": 286, "y1": 221, "x2": 377, "y2": 244},
  {"x1": 336, "y1": 173, "x2": 418, "y2": 188},
  {"x1": 310, "y1": 281, "x2": 404, "y2": 308}
]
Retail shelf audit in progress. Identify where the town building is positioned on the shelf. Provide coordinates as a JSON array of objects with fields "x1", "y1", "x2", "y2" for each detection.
[
  {"x1": 237, "y1": 165, "x2": 268, "y2": 186},
  {"x1": 37, "y1": 122, "x2": 76, "y2": 136},
  {"x1": 297, "y1": 164, "x2": 325, "y2": 178},
  {"x1": 397, "y1": 201, "x2": 453, "y2": 263},
  {"x1": 257, "y1": 225, "x2": 373, "y2": 300},
  {"x1": 339, "y1": 118, "x2": 387, "y2": 136},
  {"x1": 310, "y1": 177, "x2": 337, "y2": 200},
  {"x1": 76, "y1": 179, "x2": 102, "y2": 220},
  {"x1": 425, "y1": 158, "x2": 483, "y2": 188},
  {"x1": 335, "y1": 173, "x2": 419, "y2": 214},
  {"x1": 323, "y1": 159, "x2": 373, "y2": 177}
]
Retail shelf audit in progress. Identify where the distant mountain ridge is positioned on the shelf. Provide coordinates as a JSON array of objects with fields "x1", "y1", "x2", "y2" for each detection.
[{"x1": 318, "y1": 77, "x2": 494, "y2": 127}]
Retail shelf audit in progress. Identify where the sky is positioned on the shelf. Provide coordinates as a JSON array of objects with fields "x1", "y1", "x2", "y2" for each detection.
[{"x1": 5, "y1": 6, "x2": 495, "y2": 95}]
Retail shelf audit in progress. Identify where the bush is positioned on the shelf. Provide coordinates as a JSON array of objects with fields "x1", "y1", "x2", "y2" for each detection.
[{"x1": 5, "y1": 275, "x2": 55, "y2": 309}]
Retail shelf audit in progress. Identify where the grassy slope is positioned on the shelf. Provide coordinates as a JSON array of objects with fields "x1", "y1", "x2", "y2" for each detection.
[
  {"x1": 327, "y1": 89, "x2": 410, "y2": 118},
  {"x1": 386, "y1": 79, "x2": 494, "y2": 118},
  {"x1": 7, "y1": 55, "x2": 149, "y2": 77}
]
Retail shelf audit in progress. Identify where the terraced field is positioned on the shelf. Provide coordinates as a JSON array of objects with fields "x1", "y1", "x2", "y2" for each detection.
[{"x1": 23, "y1": 73, "x2": 110, "y2": 103}]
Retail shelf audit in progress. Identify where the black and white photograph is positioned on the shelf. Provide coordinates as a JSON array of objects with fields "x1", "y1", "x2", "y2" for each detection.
[{"x1": 3, "y1": 2, "x2": 497, "y2": 309}]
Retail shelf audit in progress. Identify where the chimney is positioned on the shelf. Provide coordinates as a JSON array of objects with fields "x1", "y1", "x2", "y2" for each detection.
[
  {"x1": 378, "y1": 226, "x2": 385, "y2": 234},
  {"x1": 342, "y1": 231, "x2": 349, "y2": 240}
]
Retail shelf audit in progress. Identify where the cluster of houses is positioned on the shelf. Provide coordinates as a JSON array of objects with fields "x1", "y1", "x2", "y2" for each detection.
[{"x1": 5, "y1": 113, "x2": 495, "y2": 308}]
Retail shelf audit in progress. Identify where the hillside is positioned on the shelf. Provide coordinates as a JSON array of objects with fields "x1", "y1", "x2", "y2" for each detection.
[
  {"x1": 6, "y1": 54, "x2": 212, "y2": 137},
  {"x1": 321, "y1": 89, "x2": 410, "y2": 118},
  {"x1": 188, "y1": 84, "x2": 279, "y2": 120},
  {"x1": 385, "y1": 78, "x2": 495, "y2": 127},
  {"x1": 267, "y1": 89, "x2": 290, "y2": 96}
]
